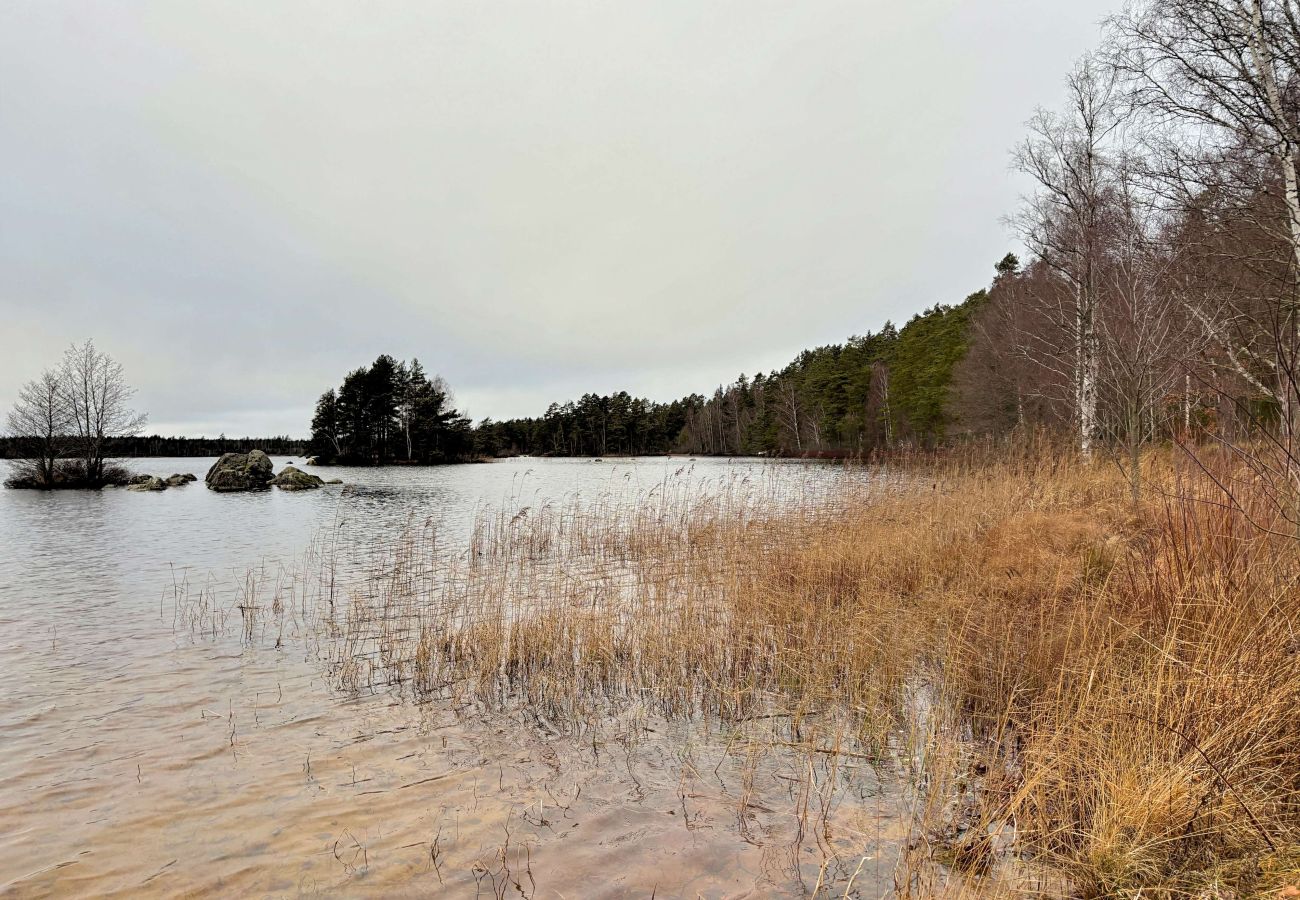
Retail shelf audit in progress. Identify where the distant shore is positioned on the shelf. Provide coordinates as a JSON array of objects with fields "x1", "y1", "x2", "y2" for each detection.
[{"x1": 0, "y1": 436, "x2": 309, "y2": 460}]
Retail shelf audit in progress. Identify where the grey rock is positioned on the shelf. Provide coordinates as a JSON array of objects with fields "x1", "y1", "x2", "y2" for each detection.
[
  {"x1": 165, "y1": 473, "x2": 196, "y2": 487},
  {"x1": 324, "y1": 478, "x2": 344, "y2": 485},
  {"x1": 127, "y1": 476, "x2": 167, "y2": 492},
  {"x1": 271, "y1": 465, "x2": 325, "y2": 491},
  {"x1": 126, "y1": 474, "x2": 154, "y2": 486},
  {"x1": 205, "y1": 450, "x2": 275, "y2": 492}
]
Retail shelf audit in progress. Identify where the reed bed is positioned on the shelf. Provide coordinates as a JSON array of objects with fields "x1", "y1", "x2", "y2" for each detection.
[{"x1": 174, "y1": 450, "x2": 1300, "y2": 896}]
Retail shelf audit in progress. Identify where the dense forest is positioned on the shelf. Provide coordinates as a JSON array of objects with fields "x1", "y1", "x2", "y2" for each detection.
[
  {"x1": 308, "y1": 355, "x2": 473, "y2": 464},
  {"x1": 471, "y1": 290, "x2": 983, "y2": 458}
]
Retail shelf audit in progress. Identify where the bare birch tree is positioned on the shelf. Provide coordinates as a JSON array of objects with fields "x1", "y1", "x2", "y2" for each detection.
[
  {"x1": 868, "y1": 360, "x2": 893, "y2": 447},
  {"x1": 1110, "y1": 0, "x2": 1300, "y2": 446},
  {"x1": 1012, "y1": 56, "x2": 1121, "y2": 456},
  {"x1": 59, "y1": 340, "x2": 146, "y2": 486},
  {"x1": 1095, "y1": 156, "x2": 1201, "y2": 500},
  {"x1": 4, "y1": 369, "x2": 72, "y2": 488},
  {"x1": 776, "y1": 378, "x2": 804, "y2": 452}
]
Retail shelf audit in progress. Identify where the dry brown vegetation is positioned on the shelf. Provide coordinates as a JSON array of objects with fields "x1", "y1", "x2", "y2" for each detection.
[{"x1": 182, "y1": 447, "x2": 1300, "y2": 897}]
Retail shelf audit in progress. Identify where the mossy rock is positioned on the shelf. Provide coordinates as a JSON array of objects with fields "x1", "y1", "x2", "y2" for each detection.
[
  {"x1": 271, "y1": 466, "x2": 325, "y2": 491},
  {"x1": 205, "y1": 450, "x2": 274, "y2": 492}
]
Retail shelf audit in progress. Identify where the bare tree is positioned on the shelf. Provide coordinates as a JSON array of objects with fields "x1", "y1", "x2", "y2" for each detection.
[
  {"x1": 1110, "y1": 0, "x2": 1300, "y2": 445},
  {"x1": 866, "y1": 359, "x2": 893, "y2": 447},
  {"x1": 4, "y1": 369, "x2": 72, "y2": 488},
  {"x1": 1012, "y1": 56, "x2": 1122, "y2": 456},
  {"x1": 952, "y1": 256, "x2": 1064, "y2": 436},
  {"x1": 1095, "y1": 158, "x2": 1202, "y2": 501},
  {"x1": 59, "y1": 339, "x2": 146, "y2": 486},
  {"x1": 776, "y1": 378, "x2": 804, "y2": 452}
]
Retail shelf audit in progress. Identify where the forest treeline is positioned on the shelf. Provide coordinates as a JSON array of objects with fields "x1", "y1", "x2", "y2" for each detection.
[
  {"x1": 471, "y1": 294, "x2": 979, "y2": 459},
  {"x1": 0, "y1": 434, "x2": 308, "y2": 460}
]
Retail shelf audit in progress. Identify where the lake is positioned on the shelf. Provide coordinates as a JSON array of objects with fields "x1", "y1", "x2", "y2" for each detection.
[{"x1": 0, "y1": 456, "x2": 908, "y2": 897}]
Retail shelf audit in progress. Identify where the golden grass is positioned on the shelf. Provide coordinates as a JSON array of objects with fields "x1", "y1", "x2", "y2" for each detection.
[{"x1": 188, "y1": 446, "x2": 1300, "y2": 896}]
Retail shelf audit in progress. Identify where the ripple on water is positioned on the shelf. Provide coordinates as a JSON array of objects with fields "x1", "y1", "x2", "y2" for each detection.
[{"x1": 0, "y1": 456, "x2": 908, "y2": 896}]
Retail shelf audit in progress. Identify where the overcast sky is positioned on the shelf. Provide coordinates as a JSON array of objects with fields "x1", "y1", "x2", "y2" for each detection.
[{"x1": 1, "y1": 1, "x2": 1120, "y2": 437}]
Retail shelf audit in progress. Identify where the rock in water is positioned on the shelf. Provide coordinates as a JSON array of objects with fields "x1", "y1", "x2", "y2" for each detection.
[
  {"x1": 270, "y1": 465, "x2": 325, "y2": 491},
  {"x1": 324, "y1": 478, "x2": 344, "y2": 485},
  {"x1": 165, "y1": 473, "x2": 196, "y2": 487},
  {"x1": 205, "y1": 450, "x2": 275, "y2": 492},
  {"x1": 127, "y1": 476, "x2": 167, "y2": 492},
  {"x1": 126, "y1": 474, "x2": 153, "y2": 486}
]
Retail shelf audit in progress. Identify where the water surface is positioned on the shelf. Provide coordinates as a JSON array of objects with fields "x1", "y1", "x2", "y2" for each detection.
[{"x1": 0, "y1": 456, "x2": 907, "y2": 897}]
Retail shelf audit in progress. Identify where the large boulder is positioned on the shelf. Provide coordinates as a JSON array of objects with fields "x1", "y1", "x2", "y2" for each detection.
[
  {"x1": 205, "y1": 450, "x2": 275, "y2": 492},
  {"x1": 165, "y1": 473, "x2": 196, "y2": 487},
  {"x1": 126, "y1": 473, "x2": 154, "y2": 486},
  {"x1": 270, "y1": 465, "x2": 325, "y2": 491},
  {"x1": 127, "y1": 476, "x2": 167, "y2": 492}
]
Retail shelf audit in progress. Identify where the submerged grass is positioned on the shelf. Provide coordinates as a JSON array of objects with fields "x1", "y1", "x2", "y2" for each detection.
[{"x1": 183, "y1": 447, "x2": 1300, "y2": 896}]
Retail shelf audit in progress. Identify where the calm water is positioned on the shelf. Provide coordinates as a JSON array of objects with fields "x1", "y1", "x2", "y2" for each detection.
[{"x1": 0, "y1": 456, "x2": 904, "y2": 897}]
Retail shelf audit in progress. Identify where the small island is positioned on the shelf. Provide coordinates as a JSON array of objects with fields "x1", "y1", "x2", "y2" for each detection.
[{"x1": 307, "y1": 356, "x2": 475, "y2": 466}]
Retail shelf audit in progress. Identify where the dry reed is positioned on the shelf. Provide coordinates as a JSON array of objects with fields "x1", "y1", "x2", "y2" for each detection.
[{"x1": 175, "y1": 448, "x2": 1300, "y2": 896}]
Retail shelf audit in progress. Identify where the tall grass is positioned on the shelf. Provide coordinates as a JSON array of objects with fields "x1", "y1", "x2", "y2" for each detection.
[{"x1": 183, "y1": 447, "x2": 1300, "y2": 896}]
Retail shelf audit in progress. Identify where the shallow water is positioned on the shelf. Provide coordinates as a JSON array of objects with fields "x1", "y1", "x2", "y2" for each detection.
[{"x1": 0, "y1": 456, "x2": 912, "y2": 897}]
